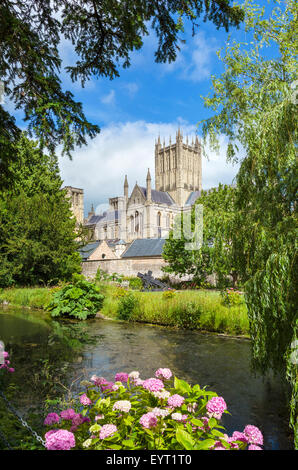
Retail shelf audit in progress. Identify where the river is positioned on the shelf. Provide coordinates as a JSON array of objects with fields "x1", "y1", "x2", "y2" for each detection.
[{"x1": 0, "y1": 307, "x2": 293, "y2": 450}]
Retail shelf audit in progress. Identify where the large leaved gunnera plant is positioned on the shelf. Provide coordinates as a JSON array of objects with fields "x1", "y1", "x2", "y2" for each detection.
[{"x1": 47, "y1": 277, "x2": 104, "y2": 320}]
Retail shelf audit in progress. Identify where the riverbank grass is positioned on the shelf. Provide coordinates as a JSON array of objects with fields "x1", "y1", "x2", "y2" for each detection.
[
  {"x1": 0, "y1": 284, "x2": 249, "y2": 336},
  {"x1": 98, "y1": 284, "x2": 249, "y2": 336},
  {"x1": 0, "y1": 287, "x2": 52, "y2": 309}
]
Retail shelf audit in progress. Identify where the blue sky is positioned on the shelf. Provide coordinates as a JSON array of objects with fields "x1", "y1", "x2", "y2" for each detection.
[{"x1": 5, "y1": 1, "x2": 276, "y2": 215}]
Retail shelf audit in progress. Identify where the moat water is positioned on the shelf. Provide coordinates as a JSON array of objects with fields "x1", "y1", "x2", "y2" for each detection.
[{"x1": 0, "y1": 307, "x2": 293, "y2": 449}]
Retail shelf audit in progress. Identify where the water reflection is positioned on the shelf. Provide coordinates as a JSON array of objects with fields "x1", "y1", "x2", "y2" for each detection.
[{"x1": 0, "y1": 308, "x2": 293, "y2": 450}]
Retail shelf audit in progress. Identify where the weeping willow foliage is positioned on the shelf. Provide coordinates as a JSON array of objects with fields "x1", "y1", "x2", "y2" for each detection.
[{"x1": 201, "y1": 0, "x2": 298, "y2": 447}]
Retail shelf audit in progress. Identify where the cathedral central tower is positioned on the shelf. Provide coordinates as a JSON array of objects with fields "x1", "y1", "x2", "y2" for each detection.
[{"x1": 154, "y1": 129, "x2": 202, "y2": 206}]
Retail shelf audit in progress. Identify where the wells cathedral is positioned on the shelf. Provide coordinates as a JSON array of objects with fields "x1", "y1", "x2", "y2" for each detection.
[{"x1": 65, "y1": 129, "x2": 203, "y2": 264}]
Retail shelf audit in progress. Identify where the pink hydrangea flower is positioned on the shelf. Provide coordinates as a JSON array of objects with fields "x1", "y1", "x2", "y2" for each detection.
[
  {"x1": 197, "y1": 416, "x2": 210, "y2": 432},
  {"x1": 231, "y1": 431, "x2": 248, "y2": 443},
  {"x1": 143, "y1": 378, "x2": 164, "y2": 392},
  {"x1": 79, "y1": 393, "x2": 92, "y2": 405},
  {"x1": 45, "y1": 429, "x2": 76, "y2": 450},
  {"x1": 248, "y1": 444, "x2": 262, "y2": 450},
  {"x1": 167, "y1": 394, "x2": 185, "y2": 408},
  {"x1": 60, "y1": 409, "x2": 76, "y2": 420},
  {"x1": 243, "y1": 425, "x2": 263, "y2": 446},
  {"x1": 139, "y1": 412, "x2": 158, "y2": 429},
  {"x1": 213, "y1": 441, "x2": 227, "y2": 450},
  {"x1": 128, "y1": 371, "x2": 140, "y2": 380},
  {"x1": 152, "y1": 407, "x2": 171, "y2": 418},
  {"x1": 101, "y1": 381, "x2": 114, "y2": 392},
  {"x1": 206, "y1": 396, "x2": 227, "y2": 420},
  {"x1": 113, "y1": 400, "x2": 131, "y2": 413},
  {"x1": 171, "y1": 412, "x2": 188, "y2": 422},
  {"x1": 90, "y1": 375, "x2": 107, "y2": 387},
  {"x1": 155, "y1": 368, "x2": 172, "y2": 380},
  {"x1": 153, "y1": 390, "x2": 171, "y2": 400},
  {"x1": 95, "y1": 414, "x2": 104, "y2": 421},
  {"x1": 99, "y1": 424, "x2": 118, "y2": 440},
  {"x1": 44, "y1": 413, "x2": 60, "y2": 426},
  {"x1": 114, "y1": 372, "x2": 129, "y2": 383},
  {"x1": 70, "y1": 413, "x2": 89, "y2": 432},
  {"x1": 0, "y1": 351, "x2": 14, "y2": 373},
  {"x1": 134, "y1": 378, "x2": 144, "y2": 386}
]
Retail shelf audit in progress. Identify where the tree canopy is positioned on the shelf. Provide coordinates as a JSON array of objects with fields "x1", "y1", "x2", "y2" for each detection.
[
  {"x1": 200, "y1": 0, "x2": 297, "y2": 446},
  {"x1": 162, "y1": 184, "x2": 244, "y2": 287},
  {"x1": 0, "y1": 0, "x2": 244, "y2": 165},
  {"x1": 0, "y1": 134, "x2": 82, "y2": 286}
]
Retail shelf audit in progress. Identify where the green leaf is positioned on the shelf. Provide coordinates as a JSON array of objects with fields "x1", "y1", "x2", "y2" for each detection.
[
  {"x1": 175, "y1": 428, "x2": 195, "y2": 450},
  {"x1": 174, "y1": 377, "x2": 192, "y2": 395},
  {"x1": 195, "y1": 439, "x2": 216, "y2": 450}
]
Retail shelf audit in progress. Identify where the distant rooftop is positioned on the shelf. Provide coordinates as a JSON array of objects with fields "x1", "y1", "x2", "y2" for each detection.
[
  {"x1": 139, "y1": 187, "x2": 176, "y2": 206},
  {"x1": 122, "y1": 238, "x2": 166, "y2": 258}
]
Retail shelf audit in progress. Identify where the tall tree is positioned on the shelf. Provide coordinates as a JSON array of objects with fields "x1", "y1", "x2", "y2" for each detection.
[
  {"x1": 162, "y1": 184, "x2": 243, "y2": 287},
  {"x1": 0, "y1": 134, "x2": 82, "y2": 286},
  {"x1": 200, "y1": 0, "x2": 297, "y2": 446},
  {"x1": 0, "y1": 0, "x2": 244, "y2": 168}
]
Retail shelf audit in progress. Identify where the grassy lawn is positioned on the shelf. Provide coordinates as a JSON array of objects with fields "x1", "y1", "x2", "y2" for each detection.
[
  {"x1": 0, "y1": 286, "x2": 53, "y2": 309},
  {"x1": 99, "y1": 283, "x2": 249, "y2": 337},
  {"x1": 0, "y1": 283, "x2": 249, "y2": 337}
]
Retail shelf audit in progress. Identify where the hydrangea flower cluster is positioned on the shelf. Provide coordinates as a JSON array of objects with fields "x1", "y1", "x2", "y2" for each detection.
[
  {"x1": 244, "y1": 425, "x2": 264, "y2": 446},
  {"x1": 155, "y1": 368, "x2": 172, "y2": 380},
  {"x1": 0, "y1": 351, "x2": 14, "y2": 373},
  {"x1": 139, "y1": 412, "x2": 158, "y2": 429},
  {"x1": 44, "y1": 413, "x2": 60, "y2": 426},
  {"x1": 167, "y1": 394, "x2": 185, "y2": 408},
  {"x1": 142, "y1": 378, "x2": 164, "y2": 392},
  {"x1": 206, "y1": 396, "x2": 227, "y2": 420},
  {"x1": 99, "y1": 424, "x2": 118, "y2": 440},
  {"x1": 79, "y1": 393, "x2": 92, "y2": 406},
  {"x1": 43, "y1": 367, "x2": 264, "y2": 451},
  {"x1": 45, "y1": 429, "x2": 76, "y2": 450},
  {"x1": 44, "y1": 408, "x2": 90, "y2": 434},
  {"x1": 112, "y1": 400, "x2": 131, "y2": 413}
]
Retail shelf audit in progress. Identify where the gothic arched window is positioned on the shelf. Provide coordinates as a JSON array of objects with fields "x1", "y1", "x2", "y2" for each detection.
[{"x1": 135, "y1": 211, "x2": 139, "y2": 233}]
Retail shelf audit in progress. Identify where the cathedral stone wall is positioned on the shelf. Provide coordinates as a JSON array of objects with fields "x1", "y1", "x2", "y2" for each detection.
[{"x1": 81, "y1": 257, "x2": 167, "y2": 279}]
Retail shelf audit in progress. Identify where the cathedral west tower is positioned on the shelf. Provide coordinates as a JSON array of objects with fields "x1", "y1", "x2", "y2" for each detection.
[{"x1": 154, "y1": 129, "x2": 202, "y2": 206}]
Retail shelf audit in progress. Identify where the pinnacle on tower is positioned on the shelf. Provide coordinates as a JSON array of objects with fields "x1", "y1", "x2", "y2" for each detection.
[
  {"x1": 146, "y1": 168, "x2": 151, "y2": 180},
  {"x1": 124, "y1": 174, "x2": 129, "y2": 198}
]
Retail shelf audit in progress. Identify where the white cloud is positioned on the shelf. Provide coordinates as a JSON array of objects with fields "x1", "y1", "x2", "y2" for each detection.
[
  {"x1": 101, "y1": 90, "x2": 116, "y2": 105},
  {"x1": 160, "y1": 31, "x2": 218, "y2": 82},
  {"x1": 58, "y1": 120, "x2": 239, "y2": 215},
  {"x1": 122, "y1": 82, "x2": 139, "y2": 97}
]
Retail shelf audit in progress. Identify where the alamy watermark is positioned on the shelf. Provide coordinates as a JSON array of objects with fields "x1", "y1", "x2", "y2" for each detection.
[{"x1": 172, "y1": 205, "x2": 203, "y2": 251}]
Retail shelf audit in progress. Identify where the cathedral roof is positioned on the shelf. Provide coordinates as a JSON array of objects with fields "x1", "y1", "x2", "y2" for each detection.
[
  {"x1": 121, "y1": 238, "x2": 166, "y2": 258},
  {"x1": 86, "y1": 211, "x2": 119, "y2": 225},
  {"x1": 78, "y1": 241, "x2": 100, "y2": 260},
  {"x1": 139, "y1": 187, "x2": 175, "y2": 205},
  {"x1": 185, "y1": 191, "x2": 202, "y2": 206}
]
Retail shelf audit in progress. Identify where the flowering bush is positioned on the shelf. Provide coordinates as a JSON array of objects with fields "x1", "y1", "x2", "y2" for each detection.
[
  {"x1": 220, "y1": 288, "x2": 244, "y2": 307},
  {"x1": 0, "y1": 350, "x2": 14, "y2": 373},
  {"x1": 43, "y1": 368, "x2": 263, "y2": 450}
]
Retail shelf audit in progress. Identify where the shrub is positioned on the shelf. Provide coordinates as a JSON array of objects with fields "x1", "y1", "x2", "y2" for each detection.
[
  {"x1": 172, "y1": 301, "x2": 202, "y2": 329},
  {"x1": 47, "y1": 275, "x2": 105, "y2": 320},
  {"x1": 117, "y1": 292, "x2": 139, "y2": 321},
  {"x1": 162, "y1": 290, "x2": 176, "y2": 300},
  {"x1": 43, "y1": 368, "x2": 264, "y2": 450},
  {"x1": 220, "y1": 288, "x2": 244, "y2": 307},
  {"x1": 123, "y1": 276, "x2": 143, "y2": 290}
]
